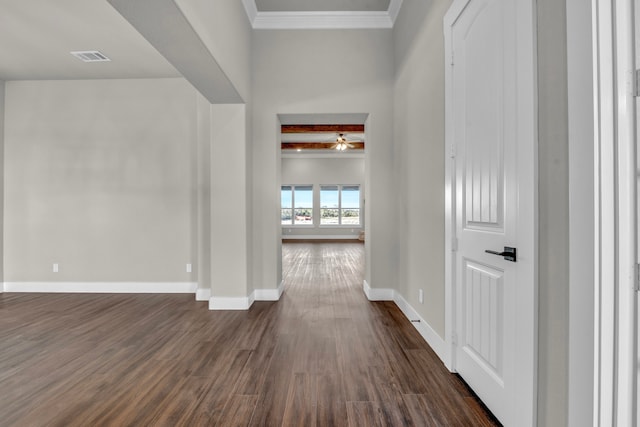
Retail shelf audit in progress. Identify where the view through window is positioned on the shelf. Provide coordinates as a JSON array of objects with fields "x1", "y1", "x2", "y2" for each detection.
[
  {"x1": 321, "y1": 185, "x2": 360, "y2": 225},
  {"x1": 281, "y1": 185, "x2": 313, "y2": 225},
  {"x1": 282, "y1": 184, "x2": 361, "y2": 226}
]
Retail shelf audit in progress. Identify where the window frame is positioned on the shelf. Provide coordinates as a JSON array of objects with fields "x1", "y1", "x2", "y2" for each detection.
[
  {"x1": 281, "y1": 184, "x2": 314, "y2": 227},
  {"x1": 319, "y1": 184, "x2": 362, "y2": 227}
]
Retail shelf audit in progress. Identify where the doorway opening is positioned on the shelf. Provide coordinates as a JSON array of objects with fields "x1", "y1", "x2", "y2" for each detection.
[{"x1": 277, "y1": 114, "x2": 369, "y2": 294}]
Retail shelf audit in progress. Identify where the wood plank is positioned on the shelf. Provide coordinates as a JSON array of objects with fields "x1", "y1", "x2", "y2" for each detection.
[
  {"x1": 0, "y1": 243, "x2": 500, "y2": 426},
  {"x1": 216, "y1": 394, "x2": 259, "y2": 427},
  {"x1": 346, "y1": 401, "x2": 386, "y2": 427},
  {"x1": 317, "y1": 372, "x2": 348, "y2": 427},
  {"x1": 281, "y1": 372, "x2": 318, "y2": 426}
]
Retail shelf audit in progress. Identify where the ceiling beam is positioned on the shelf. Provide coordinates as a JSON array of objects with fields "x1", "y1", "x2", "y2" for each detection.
[
  {"x1": 281, "y1": 124, "x2": 365, "y2": 133},
  {"x1": 281, "y1": 142, "x2": 365, "y2": 150},
  {"x1": 107, "y1": 0, "x2": 242, "y2": 104}
]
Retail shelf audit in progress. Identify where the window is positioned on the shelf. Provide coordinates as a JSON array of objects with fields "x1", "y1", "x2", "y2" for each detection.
[
  {"x1": 281, "y1": 186, "x2": 293, "y2": 224},
  {"x1": 320, "y1": 184, "x2": 360, "y2": 225},
  {"x1": 281, "y1": 185, "x2": 313, "y2": 225},
  {"x1": 320, "y1": 186, "x2": 339, "y2": 225},
  {"x1": 341, "y1": 185, "x2": 361, "y2": 225}
]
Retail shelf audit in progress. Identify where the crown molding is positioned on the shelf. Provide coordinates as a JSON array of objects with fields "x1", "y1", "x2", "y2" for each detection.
[
  {"x1": 252, "y1": 11, "x2": 393, "y2": 29},
  {"x1": 242, "y1": 0, "x2": 404, "y2": 30}
]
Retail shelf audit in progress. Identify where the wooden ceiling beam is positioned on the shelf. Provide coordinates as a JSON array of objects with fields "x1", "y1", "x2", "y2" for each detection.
[
  {"x1": 281, "y1": 124, "x2": 365, "y2": 133},
  {"x1": 281, "y1": 142, "x2": 365, "y2": 150}
]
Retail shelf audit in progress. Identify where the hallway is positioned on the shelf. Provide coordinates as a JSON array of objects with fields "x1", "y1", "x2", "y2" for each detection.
[{"x1": 0, "y1": 242, "x2": 499, "y2": 426}]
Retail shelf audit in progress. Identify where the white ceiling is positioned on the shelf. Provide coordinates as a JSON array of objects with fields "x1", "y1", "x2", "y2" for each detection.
[
  {"x1": 0, "y1": 0, "x2": 179, "y2": 80},
  {"x1": 0, "y1": 0, "x2": 402, "y2": 82}
]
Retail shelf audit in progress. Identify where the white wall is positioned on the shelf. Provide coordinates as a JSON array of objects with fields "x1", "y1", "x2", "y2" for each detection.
[
  {"x1": 566, "y1": 0, "x2": 595, "y2": 424},
  {"x1": 210, "y1": 104, "x2": 250, "y2": 298},
  {"x1": 251, "y1": 29, "x2": 395, "y2": 292},
  {"x1": 537, "y1": 0, "x2": 570, "y2": 425},
  {"x1": 174, "y1": 0, "x2": 254, "y2": 299},
  {"x1": 393, "y1": 0, "x2": 450, "y2": 338},
  {"x1": 281, "y1": 155, "x2": 365, "y2": 238},
  {"x1": 0, "y1": 80, "x2": 4, "y2": 288},
  {"x1": 196, "y1": 93, "x2": 212, "y2": 298},
  {"x1": 3, "y1": 78, "x2": 197, "y2": 284}
]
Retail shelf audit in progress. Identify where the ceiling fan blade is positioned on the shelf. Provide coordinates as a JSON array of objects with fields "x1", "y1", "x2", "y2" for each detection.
[{"x1": 345, "y1": 136, "x2": 364, "y2": 142}]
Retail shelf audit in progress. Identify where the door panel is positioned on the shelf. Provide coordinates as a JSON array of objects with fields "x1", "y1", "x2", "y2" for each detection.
[
  {"x1": 462, "y1": 0, "x2": 504, "y2": 230},
  {"x1": 449, "y1": 0, "x2": 536, "y2": 425},
  {"x1": 463, "y1": 260, "x2": 504, "y2": 381}
]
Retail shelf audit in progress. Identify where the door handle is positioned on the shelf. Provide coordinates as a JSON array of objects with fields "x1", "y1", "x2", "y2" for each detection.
[{"x1": 485, "y1": 246, "x2": 517, "y2": 262}]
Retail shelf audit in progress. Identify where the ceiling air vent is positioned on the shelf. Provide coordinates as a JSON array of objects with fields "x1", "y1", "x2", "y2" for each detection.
[{"x1": 70, "y1": 51, "x2": 111, "y2": 62}]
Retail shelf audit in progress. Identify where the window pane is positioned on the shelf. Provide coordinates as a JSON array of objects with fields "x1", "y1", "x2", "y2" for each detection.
[
  {"x1": 281, "y1": 209, "x2": 293, "y2": 225},
  {"x1": 320, "y1": 186, "x2": 339, "y2": 225},
  {"x1": 321, "y1": 185, "x2": 339, "y2": 207},
  {"x1": 342, "y1": 185, "x2": 360, "y2": 209},
  {"x1": 294, "y1": 185, "x2": 313, "y2": 208},
  {"x1": 341, "y1": 209, "x2": 360, "y2": 225},
  {"x1": 294, "y1": 208, "x2": 313, "y2": 224},
  {"x1": 321, "y1": 208, "x2": 340, "y2": 225},
  {"x1": 281, "y1": 186, "x2": 292, "y2": 209}
]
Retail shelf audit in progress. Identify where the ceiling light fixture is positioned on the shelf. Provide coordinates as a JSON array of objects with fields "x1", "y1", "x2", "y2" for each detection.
[{"x1": 335, "y1": 134, "x2": 348, "y2": 151}]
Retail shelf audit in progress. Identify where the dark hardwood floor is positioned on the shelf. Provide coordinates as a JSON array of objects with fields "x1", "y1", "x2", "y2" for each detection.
[{"x1": 0, "y1": 242, "x2": 500, "y2": 426}]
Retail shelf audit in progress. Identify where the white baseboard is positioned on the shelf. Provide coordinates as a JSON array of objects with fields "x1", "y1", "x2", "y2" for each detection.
[
  {"x1": 362, "y1": 279, "x2": 394, "y2": 301},
  {"x1": 254, "y1": 280, "x2": 285, "y2": 301},
  {"x1": 282, "y1": 235, "x2": 361, "y2": 240},
  {"x1": 3, "y1": 282, "x2": 197, "y2": 293},
  {"x1": 393, "y1": 292, "x2": 448, "y2": 364},
  {"x1": 209, "y1": 295, "x2": 253, "y2": 310},
  {"x1": 195, "y1": 287, "x2": 211, "y2": 301},
  {"x1": 209, "y1": 281, "x2": 285, "y2": 310}
]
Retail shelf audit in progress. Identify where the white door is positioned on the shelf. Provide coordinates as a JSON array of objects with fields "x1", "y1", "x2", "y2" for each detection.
[{"x1": 447, "y1": 0, "x2": 537, "y2": 425}]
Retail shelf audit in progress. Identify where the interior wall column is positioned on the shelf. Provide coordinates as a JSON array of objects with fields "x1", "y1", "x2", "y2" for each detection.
[
  {"x1": 0, "y1": 80, "x2": 4, "y2": 292},
  {"x1": 209, "y1": 104, "x2": 250, "y2": 309},
  {"x1": 195, "y1": 94, "x2": 212, "y2": 301}
]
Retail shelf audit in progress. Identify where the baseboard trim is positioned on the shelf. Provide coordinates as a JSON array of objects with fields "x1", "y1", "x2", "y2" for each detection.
[
  {"x1": 361, "y1": 280, "x2": 450, "y2": 369},
  {"x1": 3, "y1": 282, "x2": 197, "y2": 294},
  {"x1": 393, "y1": 292, "x2": 448, "y2": 364},
  {"x1": 208, "y1": 281, "x2": 285, "y2": 310},
  {"x1": 282, "y1": 235, "x2": 361, "y2": 241},
  {"x1": 195, "y1": 287, "x2": 211, "y2": 301},
  {"x1": 254, "y1": 280, "x2": 285, "y2": 301},
  {"x1": 362, "y1": 279, "x2": 394, "y2": 301},
  {"x1": 209, "y1": 295, "x2": 252, "y2": 310}
]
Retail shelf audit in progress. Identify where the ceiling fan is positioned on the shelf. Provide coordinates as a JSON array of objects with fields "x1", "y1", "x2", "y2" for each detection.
[{"x1": 332, "y1": 133, "x2": 363, "y2": 151}]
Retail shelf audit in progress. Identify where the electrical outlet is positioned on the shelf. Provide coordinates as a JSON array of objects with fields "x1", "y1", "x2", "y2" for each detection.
[
  {"x1": 53, "y1": 263, "x2": 59, "y2": 273},
  {"x1": 186, "y1": 263, "x2": 192, "y2": 273},
  {"x1": 419, "y1": 289, "x2": 424, "y2": 304}
]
